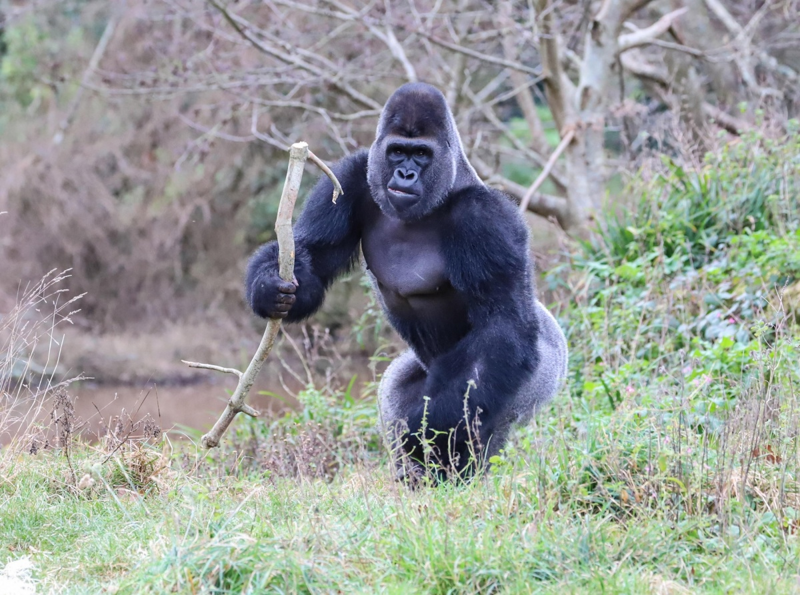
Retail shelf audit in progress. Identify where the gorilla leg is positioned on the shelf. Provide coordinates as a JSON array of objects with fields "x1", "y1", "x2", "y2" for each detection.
[
  {"x1": 378, "y1": 350, "x2": 427, "y2": 477},
  {"x1": 512, "y1": 300, "x2": 568, "y2": 426},
  {"x1": 378, "y1": 302, "x2": 567, "y2": 478},
  {"x1": 378, "y1": 350, "x2": 496, "y2": 478},
  {"x1": 478, "y1": 301, "x2": 566, "y2": 464}
]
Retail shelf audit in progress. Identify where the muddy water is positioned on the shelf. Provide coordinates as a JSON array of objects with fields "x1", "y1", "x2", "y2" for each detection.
[
  {"x1": 0, "y1": 379, "x2": 296, "y2": 445},
  {"x1": 70, "y1": 380, "x2": 297, "y2": 440},
  {"x1": 2, "y1": 354, "x2": 379, "y2": 444}
]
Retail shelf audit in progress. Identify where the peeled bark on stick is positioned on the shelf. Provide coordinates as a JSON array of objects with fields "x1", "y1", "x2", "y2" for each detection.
[{"x1": 183, "y1": 141, "x2": 342, "y2": 448}]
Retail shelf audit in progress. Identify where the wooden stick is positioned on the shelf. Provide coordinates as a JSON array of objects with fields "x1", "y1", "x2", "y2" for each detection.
[
  {"x1": 186, "y1": 141, "x2": 342, "y2": 448},
  {"x1": 182, "y1": 361, "x2": 243, "y2": 378}
]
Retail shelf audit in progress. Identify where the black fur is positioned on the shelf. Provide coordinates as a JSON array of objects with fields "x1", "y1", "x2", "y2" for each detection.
[{"x1": 246, "y1": 83, "x2": 566, "y2": 479}]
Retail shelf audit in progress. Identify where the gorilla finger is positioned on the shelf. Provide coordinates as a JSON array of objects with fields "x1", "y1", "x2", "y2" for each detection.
[
  {"x1": 277, "y1": 281, "x2": 297, "y2": 294},
  {"x1": 269, "y1": 311, "x2": 288, "y2": 319},
  {"x1": 277, "y1": 294, "x2": 296, "y2": 304}
]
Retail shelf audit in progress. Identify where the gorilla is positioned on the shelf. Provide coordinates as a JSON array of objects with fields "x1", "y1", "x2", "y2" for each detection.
[{"x1": 246, "y1": 83, "x2": 567, "y2": 480}]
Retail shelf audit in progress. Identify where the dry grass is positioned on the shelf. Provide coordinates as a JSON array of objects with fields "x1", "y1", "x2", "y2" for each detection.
[
  {"x1": 0, "y1": 269, "x2": 85, "y2": 445},
  {"x1": 0, "y1": 270, "x2": 170, "y2": 502}
]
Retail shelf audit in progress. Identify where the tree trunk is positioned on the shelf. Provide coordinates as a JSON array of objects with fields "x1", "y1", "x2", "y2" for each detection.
[
  {"x1": 562, "y1": 2, "x2": 626, "y2": 230},
  {"x1": 563, "y1": 124, "x2": 604, "y2": 229}
]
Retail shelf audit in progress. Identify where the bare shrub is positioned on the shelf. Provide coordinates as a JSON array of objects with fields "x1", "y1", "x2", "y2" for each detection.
[
  {"x1": 0, "y1": 269, "x2": 167, "y2": 492},
  {"x1": 0, "y1": 270, "x2": 85, "y2": 448}
]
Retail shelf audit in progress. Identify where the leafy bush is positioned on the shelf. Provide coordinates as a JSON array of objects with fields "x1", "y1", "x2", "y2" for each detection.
[
  {"x1": 554, "y1": 126, "x2": 800, "y2": 430},
  {"x1": 587, "y1": 123, "x2": 800, "y2": 268}
]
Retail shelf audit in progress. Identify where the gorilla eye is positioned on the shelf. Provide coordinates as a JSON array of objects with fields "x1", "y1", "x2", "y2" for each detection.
[
  {"x1": 415, "y1": 149, "x2": 427, "y2": 157},
  {"x1": 392, "y1": 148, "x2": 404, "y2": 156}
]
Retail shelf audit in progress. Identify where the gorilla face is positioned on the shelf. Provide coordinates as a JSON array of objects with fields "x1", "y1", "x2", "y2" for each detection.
[
  {"x1": 368, "y1": 83, "x2": 463, "y2": 221},
  {"x1": 384, "y1": 140, "x2": 435, "y2": 215}
]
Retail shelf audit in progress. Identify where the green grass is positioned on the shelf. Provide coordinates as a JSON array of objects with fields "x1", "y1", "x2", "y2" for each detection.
[{"x1": 2, "y1": 400, "x2": 800, "y2": 595}]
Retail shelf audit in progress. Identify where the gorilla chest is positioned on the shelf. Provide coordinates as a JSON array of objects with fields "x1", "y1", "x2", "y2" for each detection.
[{"x1": 361, "y1": 215, "x2": 466, "y2": 321}]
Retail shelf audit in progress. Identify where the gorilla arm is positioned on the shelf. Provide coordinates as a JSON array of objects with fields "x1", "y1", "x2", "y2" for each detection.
[
  {"x1": 403, "y1": 190, "x2": 540, "y2": 465},
  {"x1": 246, "y1": 151, "x2": 369, "y2": 321}
]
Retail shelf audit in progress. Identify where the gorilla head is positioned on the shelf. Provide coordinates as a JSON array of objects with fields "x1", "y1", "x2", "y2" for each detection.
[{"x1": 367, "y1": 82, "x2": 481, "y2": 220}]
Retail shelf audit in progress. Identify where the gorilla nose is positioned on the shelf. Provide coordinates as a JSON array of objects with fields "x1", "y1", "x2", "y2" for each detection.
[{"x1": 393, "y1": 168, "x2": 418, "y2": 188}]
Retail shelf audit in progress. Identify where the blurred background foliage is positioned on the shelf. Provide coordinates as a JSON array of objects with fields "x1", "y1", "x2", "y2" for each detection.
[{"x1": 0, "y1": 0, "x2": 798, "y2": 379}]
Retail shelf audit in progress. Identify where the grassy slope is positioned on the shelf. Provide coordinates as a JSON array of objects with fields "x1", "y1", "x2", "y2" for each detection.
[{"x1": 2, "y1": 423, "x2": 799, "y2": 595}]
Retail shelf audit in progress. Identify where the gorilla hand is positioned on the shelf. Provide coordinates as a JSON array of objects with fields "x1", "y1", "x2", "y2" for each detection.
[
  {"x1": 246, "y1": 239, "x2": 332, "y2": 323},
  {"x1": 249, "y1": 273, "x2": 297, "y2": 319},
  {"x1": 245, "y1": 241, "x2": 299, "y2": 319}
]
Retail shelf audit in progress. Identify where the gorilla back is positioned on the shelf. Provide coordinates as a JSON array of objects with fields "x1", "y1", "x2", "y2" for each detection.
[{"x1": 245, "y1": 83, "x2": 567, "y2": 479}]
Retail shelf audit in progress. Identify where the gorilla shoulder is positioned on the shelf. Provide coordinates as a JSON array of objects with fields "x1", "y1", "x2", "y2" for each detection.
[{"x1": 443, "y1": 185, "x2": 532, "y2": 281}]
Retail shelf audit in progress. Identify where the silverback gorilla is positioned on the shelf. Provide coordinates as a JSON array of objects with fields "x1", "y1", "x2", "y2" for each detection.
[{"x1": 246, "y1": 83, "x2": 567, "y2": 480}]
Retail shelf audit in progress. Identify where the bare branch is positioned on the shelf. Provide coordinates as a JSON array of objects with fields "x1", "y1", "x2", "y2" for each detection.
[
  {"x1": 498, "y1": 1, "x2": 553, "y2": 162},
  {"x1": 384, "y1": 27, "x2": 418, "y2": 82},
  {"x1": 704, "y1": 0, "x2": 798, "y2": 86},
  {"x1": 619, "y1": 50, "x2": 670, "y2": 87},
  {"x1": 420, "y1": 32, "x2": 542, "y2": 75},
  {"x1": 206, "y1": 0, "x2": 381, "y2": 110},
  {"x1": 621, "y1": 51, "x2": 751, "y2": 134},
  {"x1": 534, "y1": 0, "x2": 577, "y2": 134},
  {"x1": 53, "y1": 10, "x2": 119, "y2": 145},
  {"x1": 247, "y1": 98, "x2": 380, "y2": 122},
  {"x1": 307, "y1": 150, "x2": 343, "y2": 204},
  {"x1": 182, "y1": 361, "x2": 243, "y2": 379},
  {"x1": 472, "y1": 156, "x2": 568, "y2": 223},
  {"x1": 615, "y1": 0, "x2": 655, "y2": 23},
  {"x1": 270, "y1": 0, "x2": 354, "y2": 20},
  {"x1": 466, "y1": 86, "x2": 567, "y2": 190},
  {"x1": 701, "y1": 103, "x2": 750, "y2": 135},
  {"x1": 640, "y1": 37, "x2": 705, "y2": 58},
  {"x1": 703, "y1": 0, "x2": 745, "y2": 37},
  {"x1": 273, "y1": 0, "x2": 417, "y2": 82},
  {"x1": 251, "y1": 107, "x2": 287, "y2": 150},
  {"x1": 519, "y1": 127, "x2": 575, "y2": 213},
  {"x1": 618, "y1": 8, "x2": 688, "y2": 53}
]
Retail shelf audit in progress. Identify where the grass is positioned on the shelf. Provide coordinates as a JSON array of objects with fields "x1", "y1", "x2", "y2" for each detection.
[
  {"x1": 2, "y1": 126, "x2": 800, "y2": 593},
  {"x1": 2, "y1": 405, "x2": 799, "y2": 594}
]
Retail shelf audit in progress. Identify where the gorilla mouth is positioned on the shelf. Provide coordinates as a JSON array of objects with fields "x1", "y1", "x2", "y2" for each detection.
[{"x1": 388, "y1": 187, "x2": 418, "y2": 198}]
